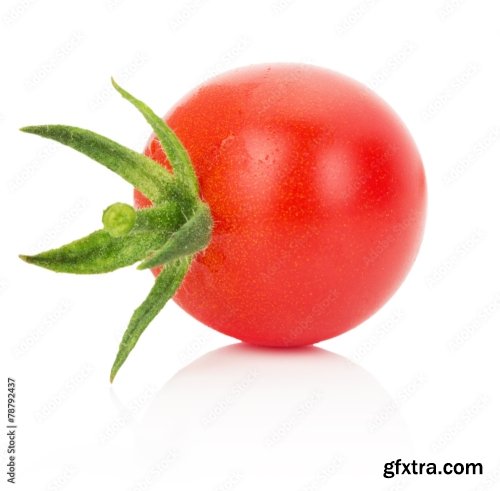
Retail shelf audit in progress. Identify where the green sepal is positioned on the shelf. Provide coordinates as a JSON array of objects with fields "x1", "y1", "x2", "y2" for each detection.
[
  {"x1": 19, "y1": 230, "x2": 166, "y2": 274},
  {"x1": 20, "y1": 125, "x2": 176, "y2": 204},
  {"x1": 19, "y1": 204, "x2": 187, "y2": 274},
  {"x1": 138, "y1": 203, "x2": 213, "y2": 270},
  {"x1": 110, "y1": 256, "x2": 191, "y2": 382},
  {"x1": 112, "y1": 78, "x2": 200, "y2": 196},
  {"x1": 20, "y1": 79, "x2": 215, "y2": 382}
]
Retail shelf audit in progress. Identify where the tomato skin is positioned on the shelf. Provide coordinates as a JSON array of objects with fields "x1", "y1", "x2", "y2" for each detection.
[{"x1": 136, "y1": 64, "x2": 426, "y2": 346}]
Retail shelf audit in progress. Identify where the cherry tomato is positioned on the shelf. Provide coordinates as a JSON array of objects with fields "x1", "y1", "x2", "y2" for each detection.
[{"x1": 136, "y1": 64, "x2": 426, "y2": 346}]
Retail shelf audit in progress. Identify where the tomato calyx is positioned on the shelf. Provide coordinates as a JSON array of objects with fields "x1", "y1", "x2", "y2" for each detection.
[{"x1": 19, "y1": 79, "x2": 213, "y2": 382}]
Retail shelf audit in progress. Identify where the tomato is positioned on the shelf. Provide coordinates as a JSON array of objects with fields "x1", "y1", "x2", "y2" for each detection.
[{"x1": 135, "y1": 64, "x2": 426, "y2": 346}]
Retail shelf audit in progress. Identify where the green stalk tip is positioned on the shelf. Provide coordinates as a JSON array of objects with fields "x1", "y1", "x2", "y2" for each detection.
[{"x1": 102, "y1": 202, "x2": 137, "y2": 237}]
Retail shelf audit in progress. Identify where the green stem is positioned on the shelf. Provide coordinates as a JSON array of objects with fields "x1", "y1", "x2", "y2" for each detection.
[
  {"x1": 138, "y1": 202, "x2": 212, "y2": 270},
  {"x1": 103, "y1": 203, "x2": 136, "y2": 237}
]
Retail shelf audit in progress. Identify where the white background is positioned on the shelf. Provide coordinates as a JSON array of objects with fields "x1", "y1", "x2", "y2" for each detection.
[{"x1": 1, "y1": 0, "x2": 499, "y2": 489}]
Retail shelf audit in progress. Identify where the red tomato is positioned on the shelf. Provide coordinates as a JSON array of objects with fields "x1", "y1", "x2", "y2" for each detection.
[{"x1": 136, "y1": 64, "x2": 426, "y2": 346}]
